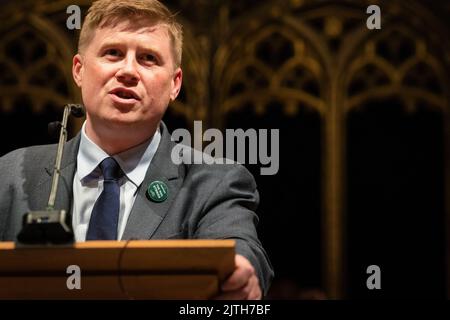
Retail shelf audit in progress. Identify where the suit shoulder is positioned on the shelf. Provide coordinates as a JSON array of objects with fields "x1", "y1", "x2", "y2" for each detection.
[
  {"x1": 1, "y1": 143, "x2": 57, "y2": 157},
  {"x1": 181, "y1": 152, "x2": 257, "y2": 190},
  {"x1": 0, "y1": 144, "x2": 57, "y2": 170}
]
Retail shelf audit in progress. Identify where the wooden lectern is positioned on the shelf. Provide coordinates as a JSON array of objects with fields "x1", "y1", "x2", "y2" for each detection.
[{"x1": 0, "y1": 240, "x2": 235, "y2": 299}]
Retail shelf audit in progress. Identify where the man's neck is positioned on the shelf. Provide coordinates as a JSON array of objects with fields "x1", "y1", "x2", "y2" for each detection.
[{"x1": 84, "y1": 120, "x2": 158, "y2": 155}]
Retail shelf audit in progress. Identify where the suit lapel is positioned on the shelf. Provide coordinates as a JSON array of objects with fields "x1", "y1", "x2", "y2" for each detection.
[{"x1": 122, "y1": 122, "x2": 181, "y2": 240}]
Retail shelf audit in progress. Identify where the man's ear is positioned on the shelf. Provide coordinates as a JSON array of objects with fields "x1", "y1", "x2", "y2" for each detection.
[
  {"x1": 72, "y1": 53, "x2": 83, "y2": 88},
  {"x1": 170, "y1": 67, "x2": 183, "y2": 101}
]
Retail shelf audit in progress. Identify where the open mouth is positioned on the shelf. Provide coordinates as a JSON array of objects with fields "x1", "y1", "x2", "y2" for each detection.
[
  {"x1": 110, "y1": 88, "x2": 140, "y2": 101},
  {"x1": 115, "y1": 91, "x2": 135, "y2": 99}
]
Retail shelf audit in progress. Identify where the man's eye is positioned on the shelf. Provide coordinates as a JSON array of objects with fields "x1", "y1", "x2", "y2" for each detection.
[
  {"x1": 105, "y1": 49, "x2": 121, "y2": 57},
  {"x1": 141, "y1": 54, "x2": 157, "y2": 62}
]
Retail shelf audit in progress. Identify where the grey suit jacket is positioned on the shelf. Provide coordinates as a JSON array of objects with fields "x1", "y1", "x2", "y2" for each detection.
[{"x1": 0, "y1": 122, "x2": 273, "y2": 295}]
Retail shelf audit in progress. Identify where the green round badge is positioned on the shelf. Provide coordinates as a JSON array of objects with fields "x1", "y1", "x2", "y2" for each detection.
[{"x1": 147, "y1": 181, "x2": 169, "y2": 202}]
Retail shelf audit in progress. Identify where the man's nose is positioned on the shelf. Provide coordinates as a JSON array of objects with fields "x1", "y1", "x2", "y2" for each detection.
[{"x1": 115, "y1": 57, "x2": 140, "y2": 83}]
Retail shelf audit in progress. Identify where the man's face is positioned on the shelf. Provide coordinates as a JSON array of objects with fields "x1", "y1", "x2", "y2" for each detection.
[{"x1": 72, "y1": 19, "x2": 182, "y2": 136}]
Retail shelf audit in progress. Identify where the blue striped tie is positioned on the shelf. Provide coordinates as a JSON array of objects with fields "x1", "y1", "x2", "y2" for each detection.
[{"x1": 86, "y1": 157, "x2": 122, "y2": 240}]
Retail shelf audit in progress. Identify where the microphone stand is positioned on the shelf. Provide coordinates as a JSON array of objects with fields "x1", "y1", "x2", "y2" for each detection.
[
  {"x1": 17, "y1": 104, "x2": 85, "y2": 245},
  {"x1": 48, "y1": 104, "x2": 71, "y2": 210}
]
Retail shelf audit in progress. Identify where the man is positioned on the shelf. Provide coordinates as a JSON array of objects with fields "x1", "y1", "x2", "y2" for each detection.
[{"x1": 0, "y1": 0, "x2": 273, "y2": 299}]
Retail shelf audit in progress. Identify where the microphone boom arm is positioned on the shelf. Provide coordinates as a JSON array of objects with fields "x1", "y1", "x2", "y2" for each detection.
[{"x1": 47, "y1": 104, "x2": 71, "y2": 209}]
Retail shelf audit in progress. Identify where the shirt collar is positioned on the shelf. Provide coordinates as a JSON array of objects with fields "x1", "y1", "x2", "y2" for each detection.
[{"x1": 77, "y1": 121, "x2": 161, "y2": 187}]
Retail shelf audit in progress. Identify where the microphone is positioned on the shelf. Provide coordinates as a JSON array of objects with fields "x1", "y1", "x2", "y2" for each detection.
[
  {"x1": 69, "y1": 103, "x2": 85, "y2": 118},
  {"x1": 17, "y1": 104, "x2": 85, "y2": 245},
  {"x1": 48, "y1": 104, "x2": 85, "y2": 136}
]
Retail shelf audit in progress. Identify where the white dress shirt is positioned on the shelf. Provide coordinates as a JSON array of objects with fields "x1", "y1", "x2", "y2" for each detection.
[{"x1": 72, "y1": 122, "x2": 161, "y2": 241}]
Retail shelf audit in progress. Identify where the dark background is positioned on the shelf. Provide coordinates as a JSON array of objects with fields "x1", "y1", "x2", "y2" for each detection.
[{"x1": 0, "y1": 0, "x2": 449, "y2": 299}]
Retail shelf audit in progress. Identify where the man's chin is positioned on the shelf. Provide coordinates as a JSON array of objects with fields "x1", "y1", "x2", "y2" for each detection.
[
  {"x1": 105, "y1": 116, "x2": 139, "y2": 127},
  {"x1": 102, "y1": 106, "x2": 138, "y2": 122}
]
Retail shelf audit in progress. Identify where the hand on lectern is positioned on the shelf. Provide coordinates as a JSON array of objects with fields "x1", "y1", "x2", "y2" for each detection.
[{"x1": 213, "y1": 254, "x2": 262, "y2": 300}]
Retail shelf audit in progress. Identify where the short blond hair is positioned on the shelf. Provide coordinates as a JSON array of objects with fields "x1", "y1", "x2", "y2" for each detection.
[{"x1": 78, "y1": 0, "x2": 183, "y2": 67}]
